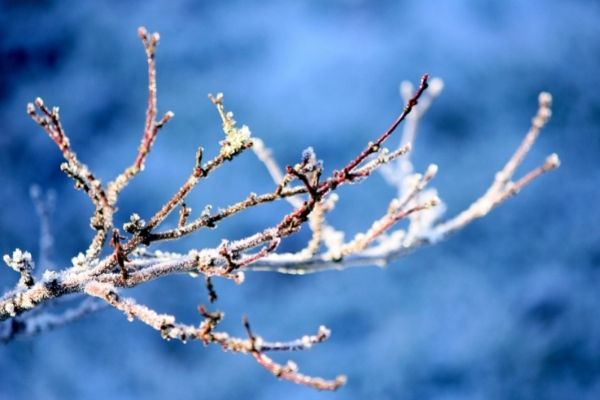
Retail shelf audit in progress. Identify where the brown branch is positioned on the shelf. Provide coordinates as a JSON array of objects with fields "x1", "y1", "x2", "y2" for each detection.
[
  {"x1": 84, "y1": 282, "x2": 344, "y2": 389},
  {"x1": 27, "y1": 98, "x2": 72, "y2": 158},
  {"x1": 141, "y1": 127, "x2": 252, "y2": 235},
  {"x1": 266, "y1": 77, "x2": 430, "y2": 247},
  {"x1": 197, "y1": 79, "x2": 430, "y2": 263},
  {"x1": 351, "y1": 143, "x2": 412, "y2": 180},
  {"x1": 148, "y1": 185, "x2": 307, "y2": 242},
  {"x1": 341, "y1": 197, "x2": 439, "y2": 256},
  {"x1": 287, "y1": 165, "x2": 318, "y2": 199},
  {"x1": 235, "y1": 239, "x2": 281, "y2": 269},
  {"x1": 27, "y1": 98, "x2": 113, "y2": 261},
  {"x1": 107, "y1": 27, "x2": 174, "y2": 206},
  {"x1": 219, "y1": 241, "x2": 238, "y2": 273},
  {"x1": 197, "y1": 305, "x2": 223, "y2": 343},
  {"x1": 178, "y1": 202, "x2": 191, "y2": 228},
  {"x1": 110, "y1": 229, "x2": 129, "y2": 282},
  {"x1": 328, "y1": 74, "x2": 429, "y2": 185},
  {"x1": 243, "y1": 316, "x2": 345, "y2": 391}
]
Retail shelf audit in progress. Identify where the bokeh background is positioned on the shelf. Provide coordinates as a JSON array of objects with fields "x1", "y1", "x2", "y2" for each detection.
[{"x1": 1, "y1": 1, "x2": 599, "y2": 399}]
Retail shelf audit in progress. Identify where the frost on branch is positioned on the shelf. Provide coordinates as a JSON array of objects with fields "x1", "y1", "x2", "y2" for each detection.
[
  {"x1": 0, "y1": 27, "x2": 560, "y2": 391},
  {"x1": 3, "y1": 249, "x2": 35, "y2": 289},
  {"x1": 209, "y1": 92, "x2": 253, "y2": 159}
]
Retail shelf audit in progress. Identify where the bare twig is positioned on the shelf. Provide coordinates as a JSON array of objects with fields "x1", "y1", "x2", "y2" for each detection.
[
  {"x1": 0, "y1": 298, "x2": 105, "y2": 342},
  {"x1": 243, "y1": 316, "x2": 346, "y2": 391},
  {"x1": 433, "y1": 92, "x2": 558, "y2": 238},
  {"x1": 107, "y1": 27, "x2": 174, "y2": 205},
  {"x1": 27, "y1": 98, "x2": 113, "y2": 260},
  {"x1": 84, "y1": 281, "x2": 342, "y2": 390}
]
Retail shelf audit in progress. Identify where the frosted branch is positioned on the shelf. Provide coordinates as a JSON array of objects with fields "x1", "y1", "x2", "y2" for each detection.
[
  {"x1": 0, "y1": 298, "x2": 105, "y2": 342},
  {"x1": 0, "y1": 27, "x2": 560, "y2": 392}
]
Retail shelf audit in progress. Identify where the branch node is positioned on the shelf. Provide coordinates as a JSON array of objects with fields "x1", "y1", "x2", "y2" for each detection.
[{"x1": 110, "y1": 229, "x2": 129, "y2": 282}]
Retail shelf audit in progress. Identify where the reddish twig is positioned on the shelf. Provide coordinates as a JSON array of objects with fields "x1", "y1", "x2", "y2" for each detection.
[
  {"x1": 178, "y1": 202, "x2": 191, "y2": 228},
  {"x1": 132, "y1": 27, "x2": 172, "y2": 173},
  {"x1": 110, "y1": 229, "x2": 129, "y2": 282},
  {"x1": 243, "y1": 316, "x2": 345, "y2": 391},
  {"x1": 320, "y1": 74, "x2": 429, "y2": 192},
  {"x1": 27, "y1": 98, "x2": 113, "y2": 261},
  {"x1": 107, "y1": 27, "x2": 174, "y2": 206}
]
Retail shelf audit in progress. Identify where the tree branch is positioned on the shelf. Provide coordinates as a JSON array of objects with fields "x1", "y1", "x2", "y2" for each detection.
[{"x1": 0, "y1": 27, "x2": 560, "y2": 393}]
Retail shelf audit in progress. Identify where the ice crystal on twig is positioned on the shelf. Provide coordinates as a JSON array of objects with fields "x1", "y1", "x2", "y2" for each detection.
[{"x1": 3, "y1": 249, "x2": 35, "y2": 289}]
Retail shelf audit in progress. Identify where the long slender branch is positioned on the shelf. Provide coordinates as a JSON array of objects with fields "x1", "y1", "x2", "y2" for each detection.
[
  {"x1": 0, "y1": 298, "x2": 105, "y2": 342},
  {"x1": 84, "y1": 281, "x2": 342, "y2": 390},
  {"x1": 27, "y1": 98, "x2": 113, "y2": 260},
  {"x1": 148, "y1": 181, "x2": 306, "y2": 242},
  {"x1": 433, "y1": 92, "x2": 558, "y2": 238},
  {"x1": 107, "y1": 27, "x2": 174, "y2": 206}
]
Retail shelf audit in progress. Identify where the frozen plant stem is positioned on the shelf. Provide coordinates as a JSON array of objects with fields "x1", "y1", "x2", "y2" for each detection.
[{"x1": 1, "y1": 27, "x2": 559, "y2": 391}]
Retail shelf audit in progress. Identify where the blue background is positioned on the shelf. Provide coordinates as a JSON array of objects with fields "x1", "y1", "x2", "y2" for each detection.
[{"x1": 1, "y1": 1, "x2": 599, "y2": 399}]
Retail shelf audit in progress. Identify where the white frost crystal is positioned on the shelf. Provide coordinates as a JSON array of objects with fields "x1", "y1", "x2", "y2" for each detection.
[
  {"x1": 221, "y1": 124, "x2": 252, "y2": 158},
  {"x1": 3, "y1": 249, "x2": 34, "y2": 287},
  {"x1": 3, "y1": 248, "x2": 34, "y2": 274},
  {"x1": 71, "y1": 252, "x2": 87, "y2": 268}
]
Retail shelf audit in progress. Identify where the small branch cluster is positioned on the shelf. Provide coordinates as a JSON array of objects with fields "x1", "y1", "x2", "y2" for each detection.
[
  {"x1": 27, "y1": 97, "x2": 112, "y2": 261},
  {"x1": 3, "y1": 249, "x2": 35, "y2": 290},
  {"x1": 432, "y1": 92, "x2": 559, "y2": 238},
  {"x1": 0, "y1": 27, "x2": 560, "y2": 391}
]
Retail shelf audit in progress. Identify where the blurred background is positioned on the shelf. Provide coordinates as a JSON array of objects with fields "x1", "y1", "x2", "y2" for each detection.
[{"x1": 0, "y1": 0, "x2": 599, "y2": 399}]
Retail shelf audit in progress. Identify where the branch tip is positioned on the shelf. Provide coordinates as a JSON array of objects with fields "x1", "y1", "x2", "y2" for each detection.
[
  {"x1": 544, "y1": 153, "x2": 560, "y2": 169},
  {"x1": 137, "y1": 26, "x2": 148, "y2": 39}
]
